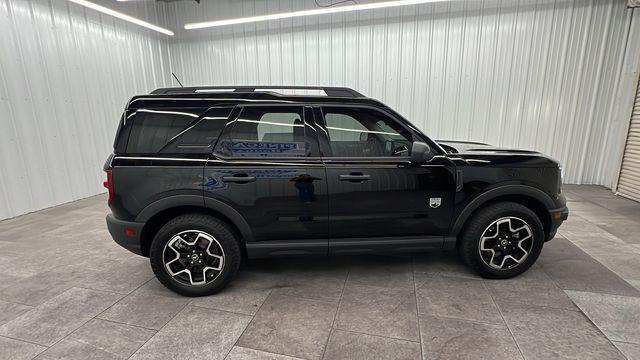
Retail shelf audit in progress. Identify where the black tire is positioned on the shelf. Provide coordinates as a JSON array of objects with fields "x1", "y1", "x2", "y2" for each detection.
[
  {"x1": 457, "y1": 202, "x2": 544, "y2": 279},
  {"x1": 149, "y1": 214, "x2": 241, "y2": 296}
]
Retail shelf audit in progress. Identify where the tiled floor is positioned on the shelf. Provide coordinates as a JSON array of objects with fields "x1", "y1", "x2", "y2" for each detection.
[{"x1": 0, "y1": 185, "x2": 639, "y2": 359}]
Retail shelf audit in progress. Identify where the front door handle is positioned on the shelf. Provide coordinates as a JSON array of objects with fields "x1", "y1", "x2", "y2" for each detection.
[
  {"x1": 221, "y1": 175, "x2": 256, "y2": 183},
  {"x1": 339, "y1": 174, "x2": 371, "y2": 182}
]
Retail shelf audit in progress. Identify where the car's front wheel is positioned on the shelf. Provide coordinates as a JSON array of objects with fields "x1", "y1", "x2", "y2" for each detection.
[
  {"x1": 458, "y1": 202, "x2": 544, "y2": 279},
  {"x1": 149, "y1": 214, "x2": 241, "y2": 296}
]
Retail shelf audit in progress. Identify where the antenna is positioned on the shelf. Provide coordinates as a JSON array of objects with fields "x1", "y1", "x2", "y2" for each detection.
[{"x1": 171, "y1": 72, "x2": 184, "y2": 87}]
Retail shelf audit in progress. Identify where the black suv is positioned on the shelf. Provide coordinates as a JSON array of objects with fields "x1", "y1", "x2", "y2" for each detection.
[{"x1": 105, "y1": 86, "x2": 568, "y2": 296}]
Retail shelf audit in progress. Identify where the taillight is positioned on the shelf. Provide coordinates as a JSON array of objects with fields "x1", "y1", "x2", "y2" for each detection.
[{"x1": 103, "y1": 169, "x2": 114, "y2": 205}]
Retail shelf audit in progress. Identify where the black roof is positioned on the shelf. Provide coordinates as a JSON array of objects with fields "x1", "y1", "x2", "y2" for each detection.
[{"x1": 127, "y1": 86, "x2": 386, "y2": 110}]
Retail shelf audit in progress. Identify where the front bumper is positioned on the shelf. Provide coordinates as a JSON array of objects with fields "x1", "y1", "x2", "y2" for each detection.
[
  {"x1": 546, "y1": 203, "x2": 569, "y2": 242},
  {"x1": 106, "y1": 214, "x2": 145, "y2": 256}
]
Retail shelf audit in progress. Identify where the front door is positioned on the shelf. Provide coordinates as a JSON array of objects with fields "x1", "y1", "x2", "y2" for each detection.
[
  {"x1": 317, "y1": 106, "x2": 455, "y2": 246},
  {"x1": 205, "y1": 105, "x2": 328, "y2": 256}
]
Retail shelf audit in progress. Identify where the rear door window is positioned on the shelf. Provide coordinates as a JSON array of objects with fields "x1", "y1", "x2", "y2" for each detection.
[{"x1": 214, "y1": 106, "x2": 316, "y2": 158}]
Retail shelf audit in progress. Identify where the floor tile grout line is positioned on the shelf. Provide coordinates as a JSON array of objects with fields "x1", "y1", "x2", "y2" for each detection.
[
  {"x1": 536, "y1": 238, "x2": 640, "y2": 302},
  {"x1": 126, "y1": 300, "x2": 192, "y2": 360},
  {"x1": 561, "y1": 289, "x2": 635, "y2": 358},
  {"x1": 483, "y1": 281, "x2": 526, "y2": 360},
  {"x1": 414, "y1": 271, "x2": 480, "y2": 281},
  {"x1": 611, "y1": 339, "x2": 640, "y2": 346},
  {"x1": 581, "y1": 194, "x2": 640, "y2": 225},
  {"x1": 223, "y1": 289, "x2": 273, "y2": 360},
  {"x1": 233, "y1": 343, "x2": 312, "y2": 360},
  {"x1": 562, "y1": 239, "x2": 640, "y2": 293},
  {"x1": 94, "y1": 278, "x2": 155, "y2": 321},
  {"x1": 564, "y1": 289, "x2": 640, "y2": 301},
  {"x1": 188, "y1": 303, "x2": 259, "y2": 317},
  {"x1": 0, "y1": 334, "x2": 49, "y2": 348},
  {"x1": 73, "y1": 285, "x2": 127, "y2": 297},
  {"x1": 0, "y1": 334, "x2": 48, "y2": 359},
  {"x1": 418, "y1": 311, "x2": 514, "y2": 327},
  {"x1": 482, "y1": 268, "x2": 582, "y2": 313},
  {"x1": 320, "y1": 268, "x2": 349, "y2": 359},
  {"x1": 28, "y1": 315, "x2": 96, "y2": 357},
  {"x1": 0, "y1": 286, "x2": 125, "y2": 355},
  {"x1": 86, "y1": 317, "x2": 159, "y2": 332},
  {"x1": 58, "y1": 336, "x2": 126, "y2": 359},
  {"x1": 265, "y1": 292, "x2": 341, "y2": 305},
  {"x1": 329, "y1": 326, "x2": 422, "y2": 345},
  {"x1": 552, "y1": 216, "x2": 640, "y2": 297},
  {"x1": 0, "y1": 297, "x2": 34, "y2": 308},
  {"x1": 412, "y1": 259, "x2": 424, "y2": 360}
]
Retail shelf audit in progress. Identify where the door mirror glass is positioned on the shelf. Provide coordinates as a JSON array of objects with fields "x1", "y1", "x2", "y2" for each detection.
[{"x1": 411, "y1": 141, "x2": 433, "y2": 163}]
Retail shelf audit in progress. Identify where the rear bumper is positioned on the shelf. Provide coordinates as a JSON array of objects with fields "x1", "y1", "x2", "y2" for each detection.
[{"x1": 106, "y1": 214, "x2": 145, "y2": 256}]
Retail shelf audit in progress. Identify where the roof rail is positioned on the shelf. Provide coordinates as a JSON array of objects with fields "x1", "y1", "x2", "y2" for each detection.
[{"x1": 150, "y1": 86, "x2": 364, "y2": 98}]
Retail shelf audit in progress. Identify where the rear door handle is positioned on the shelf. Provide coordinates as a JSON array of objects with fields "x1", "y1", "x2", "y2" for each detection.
[
  {"x1": 339, "y1": 174, "x2": 371, "y2": 182},
  {"x1": 221, "y1": 175, "x2": 256, "y2": 183}
]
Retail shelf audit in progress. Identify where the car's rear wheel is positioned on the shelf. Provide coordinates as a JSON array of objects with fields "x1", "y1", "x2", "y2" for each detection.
[
  {"x1": 458, "y1": 202, "x2": 544, "y2": 279},
  {"x1": 149, "y1": 214, "x2": 241, "y2": 296}
]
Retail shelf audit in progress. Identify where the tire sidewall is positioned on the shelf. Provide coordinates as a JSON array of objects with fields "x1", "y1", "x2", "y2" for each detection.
[{"x1": 149, "y1": 215, "x2": 240, "y2": 297}]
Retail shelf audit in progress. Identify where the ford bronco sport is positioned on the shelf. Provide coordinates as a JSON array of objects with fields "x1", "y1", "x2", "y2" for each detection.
[{"x1": 105, "y1": 86, "x2": 568, "y2": 296}]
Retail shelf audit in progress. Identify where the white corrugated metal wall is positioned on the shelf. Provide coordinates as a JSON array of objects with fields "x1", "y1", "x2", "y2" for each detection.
[
  {"x1": 166, "y1": 0, "x2": 640, "y2": 186},
  {"x1": 1, "y1": 0, "x2": 639, "y2": 220},
  {"x1": 0, "y1": 0, "x2": 171, "y2": 219}
]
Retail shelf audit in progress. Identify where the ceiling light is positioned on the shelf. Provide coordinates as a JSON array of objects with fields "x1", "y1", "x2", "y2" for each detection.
[
  {"x1": 185, "y1": 0, "x2": 450, "y2": 30},
  {"x1": 67, "y1": 0, "x2": 174, "y2": 36}
]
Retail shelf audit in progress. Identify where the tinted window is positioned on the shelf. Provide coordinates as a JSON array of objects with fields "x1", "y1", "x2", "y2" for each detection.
[
  {"x1": 322, "y1": 107, "x2": 413, "y2": 157},
  {"x1": 215, "y1": 106, "x2": 310, "y2": 158},
  {"x1": 159, "y1": 107, "x2": 233, "y2": 153},
  {"x1": 126, "y1": 108, "x2": 204, "y2": 153}
]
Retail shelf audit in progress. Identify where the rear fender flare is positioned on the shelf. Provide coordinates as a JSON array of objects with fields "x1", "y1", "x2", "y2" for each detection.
[{"x1": 135, "y1": 195, "x2": 254, "y2": 242}]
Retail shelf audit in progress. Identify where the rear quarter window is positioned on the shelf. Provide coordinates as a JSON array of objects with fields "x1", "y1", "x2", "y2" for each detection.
[{"x1": 125, "y1": 107, "x2": 232, "y2": 154}]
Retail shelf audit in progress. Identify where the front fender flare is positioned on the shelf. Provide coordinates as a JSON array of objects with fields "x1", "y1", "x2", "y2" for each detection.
[{"x1": 450, "y1": 185, "x2": 555, "y2": 237}]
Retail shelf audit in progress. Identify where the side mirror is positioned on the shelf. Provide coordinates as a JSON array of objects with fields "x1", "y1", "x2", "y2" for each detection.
[
  {"x1": 392, "y1": 144, "x2": 409, "y2": 156},
  {"x1": 411, "y1": 141, "x2": 433, "y2": 163}
]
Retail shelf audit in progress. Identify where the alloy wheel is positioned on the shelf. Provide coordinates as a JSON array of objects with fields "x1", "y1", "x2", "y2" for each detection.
[
  {"x1": 162, "y1": 230, "x2": 225, "y2": 286},
  {"x1": 478, "y1": 217, "x2": 533, "y2": 270}
]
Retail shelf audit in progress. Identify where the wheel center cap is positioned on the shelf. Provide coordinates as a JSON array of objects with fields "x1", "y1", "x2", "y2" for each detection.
[
  {"x1": 190, "y1": 254, "x2": 200, "y2": 261},
  {"x1": 500, "y1": 239, "x2": 509, "y2": 247}
]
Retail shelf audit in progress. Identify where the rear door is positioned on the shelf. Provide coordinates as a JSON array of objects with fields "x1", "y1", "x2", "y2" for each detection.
[
  {"x1": 317, "y1": 105, "x2": 455, "y2": 250},
  {"x1": 205, "y1": 104, "x2": 328, "y2": 256}
]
